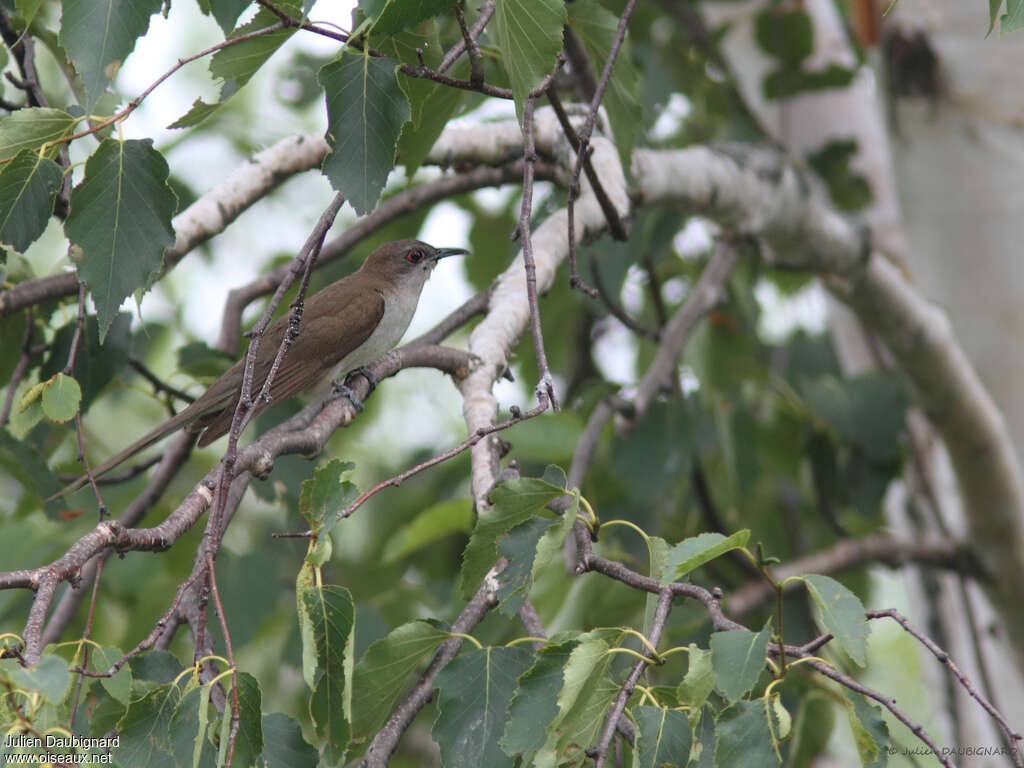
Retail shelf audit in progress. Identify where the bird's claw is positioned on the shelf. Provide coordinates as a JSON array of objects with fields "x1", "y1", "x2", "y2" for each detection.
[{"x1": 330, "y1": 381, "x2": 365, "y2": 412}]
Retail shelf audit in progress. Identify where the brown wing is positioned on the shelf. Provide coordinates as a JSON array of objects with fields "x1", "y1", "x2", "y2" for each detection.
[{"x1": 195, "y1": 284, "x2": 385, "y2": 445}]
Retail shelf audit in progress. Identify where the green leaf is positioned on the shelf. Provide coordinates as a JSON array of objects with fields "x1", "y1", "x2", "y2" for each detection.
[
  {"x1": 0, "y1": 428, "x2": 63, "y2": 511},
  {"x1": 167, "y1": 99, "x2": 223, "y2": 130},
  {"x1": 431, "y1": 646, "x2": 533, "y2": 768},
  {"x1": 492, "y1": 0, "x2": 567, "y2": 123},
  {"x1": 0, "y1": 108, "x2": 77, "y2": 159},
  {"x1": 66, "y1": 139, "x2": 177, "y2": 341},
  {"x1": 301, "y1": 584, "x2": 354, "y2": 763},
  {"x1": 530, "y1": 628, "x2": 623, "y2": 767},
  {"x1": 662, "y1": 530, "x2": 750, "y2": 583},
  {"x1": 806, "y1": 139, "x2": 872, "y2": 211},
  {"x1": 41, "y1": 373, "x2": 81, "y2": 423},
  {"x1": 1003, "y1": 0, "x2": 1024, "y2": 32},
  {"x1": 501, "y1": 639, "x2": 577, "y2": 755},
  {"x1": 754, "y1": 9, "x2": 812, "y2": 66},
  {"x1": 15, "y1": 0, "x2": 46, "y2": 27},
  {"x1": 367, "y1": 0, "x2": 452, "y2": 37},
  {"x1": 677, "y1": 644, "x2": 714, "y2": 709},
  {"x1": 710, "y1": 620, "x2": 771, "y2": 703},
  {"x1": 988, "y1": 0, "x2": 1002, "y2": 36},
  {"x1": 496, "y1": 516, "x2": 558, "y2": 615},
  {"x1": 567, "y1": 0, "x2": 643, "y2": 167},
  {"x1": 845, "y1": 691, "x2": 889, "y2": 768},
  {"x1": 0, "y1": 148, "x2": 62, "y2": 252},
  {"x1": 216, "y1": 673, "x2": 262, "y2": 768},
  {"x1": 634, "y1": 705, "x2": 692, "y2": 768},
  {"x1": 59, "y1": 0, "x2": 163, "y2": 111},
  {"x1": 115, "y1": 682, "x2": 182, "y2": 767},
  {"x1": 643, "y1": 535, "x2": 670, "y2": 636},
  {"x1": 789, "y1": 692, "x2": 835, "y2": 768},
  {"x1": 802, "y1": 574, "x2": 868, "y2": 667},
  {"x1": 261, "y1": 712, "x2": 319, "y2": 768},
  {"x1": 298, "y1": 458, "x2": 357, "y2": 537},
  {"x1": 350, "y1": 620, "x2": 450, "y2": 742},
  {"x1": 87, "y1": 645, "x2": 132, "y2": 705},
  {"x1": 459, "y1": 477, "x2": 563, "y2": 598},
  {"x1": 382, "y1": 498, "x2": 474, "y2": 562},
  {"x1": 715, "y1": 699, "x2": 778, "y2": 768},
  {"x1": 319, "y1": 51, "x2": 409, "y2": 214},
  {"x1": 210, "y1": 4, "x2": 298, "y2": 99},
  {"x1": 2, "y1": 655, "x2": 70, "y2": 703},
  {"x1": 762, "y1": 63, "x2": 856, "y2": 100},
  {"x1": 211, "y1": 0, "x2": 253, "y2": 34},
  {"x1": 167, "y1": 684, "x2": 218, "y2": 768},
  {"x1": 41, "y1": 313, "x2": 132, "y2": 412}
]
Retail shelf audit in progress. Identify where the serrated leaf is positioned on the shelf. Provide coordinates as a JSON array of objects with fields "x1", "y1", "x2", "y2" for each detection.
[
  {"x1": 678, "y1": 644, "x2": 714, "y2": 709},
  {"x1": 662, "y1": 530, "x2": 750, "y2": 583},
  {"x1": 459, "y1": 477, "x2": 563, "y2": 598},
  {"x1": 383, "y1": 498, "x2": 473, "y2": 562},
  {"x1": 496, "y1": 516, "x2": 558, "y2": 615},
  {"x1": 114, "y1": 682, "x2": 182, "y2": 767},
  {"x1": 2, "y1": 655, "x2": 70, "y2": 703},
  {"x1": 710, "y1": 620, "x2": 771, "y2": 703},
  {"x1": 634, "y1": 705, "x2": 692, "y2": 768},
  {"x1": 768, "y1": 692, "x2": 791, "y2": 741},
  {"x1": 210, "y1": 4, "x2": 298, "y2": 98},
  {"x1": 167, "y1": 684, "x2": 218, "y2": 768},
  {"x1": 59, "y1": 0, "x2": 163, "y2": 111},
  {"x1": 211, "y1": 0, "x2": 253, "y2": 34},
  {"x1": 0, "y1": 148, "x2": 62, "y2": 252},
  {"x1": 167, "y1": 98, "x2": 222, "y2": 130},
  {"x1": 0, "y1": 108, "x2": 78, "y2": 160},
  {"x1": 350, "y1": 620, "x2": 450, "y2": 742},
  {"x1": 298, "y1": 458, "x2": 356, "y2": 537},
  {"x1": 502, "y1": 639, "x2": 577, "y2": 755},
  {"x1": 530, "y1": 628, "x2": 623, "y2": 766},
  {"x1": 492, "y1": 0, "x2": 567, "y2": 123},
  {"x1": 319, "y1": 51, "x2": 409, "y2": 214},
  {"x1": 66, "y1": 139, "x2": 177, "y2": 341},
  {"x1": 431, "y1": 646, "x2": 532, "y2": 768},
  {"x1": 845, "y1": 691, "x2": 889, "y2": 768},
  {"x1": 803, "y1": 573, "x2": 868, "y2": 667},
  {"x1": 86, "y1": 645, "x2": 132, "y2": 704},
  {"x1": 261, "y1": 712, "x2": 319, "y2": 768},
  {"x1": 215, "y1": 673, "x2": 262, "y2": 768},
  {"x1": 567, "y1": 0, "x2": 642, "y2": 167},
  {"x1": 41, "y1": 373, "x2": 81, "y2": 423},
  {"x1": 301, "y1": 584, "x2": 354, "y2": 763},
  {"x1": 715, "y1": 699, "x2": 778, "y2": 768},
  {"x1": 367, "y1": 0, "x2": 451, "y2": 37}
]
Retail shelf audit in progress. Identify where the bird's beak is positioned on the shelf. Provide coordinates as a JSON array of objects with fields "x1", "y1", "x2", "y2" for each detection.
[{"x1": 430, "y1": 247, "x2": 469, "y2": 262}]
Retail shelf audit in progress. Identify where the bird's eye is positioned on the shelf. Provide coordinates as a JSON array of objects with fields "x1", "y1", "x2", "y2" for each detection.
[{"x1": 406, "y1": 248, "x2": 426, "y2": 263}]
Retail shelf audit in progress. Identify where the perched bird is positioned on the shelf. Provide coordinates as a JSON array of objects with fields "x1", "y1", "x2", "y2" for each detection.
[{"x1": 59, "y1": 238, "x2": 467, "y2": 496}]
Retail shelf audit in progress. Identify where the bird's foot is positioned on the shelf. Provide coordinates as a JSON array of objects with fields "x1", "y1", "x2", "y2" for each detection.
[
  {"x1": 346, "y1": 366, "x2": 378, "y2": 394},
  {"x1": 330, "y1": 381, "x2": 365, "y2": 412}
]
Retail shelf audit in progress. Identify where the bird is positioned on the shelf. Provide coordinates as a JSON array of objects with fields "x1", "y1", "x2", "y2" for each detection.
[{"x1": 58, "y1": 238, "x2": 468, "y2": 497}]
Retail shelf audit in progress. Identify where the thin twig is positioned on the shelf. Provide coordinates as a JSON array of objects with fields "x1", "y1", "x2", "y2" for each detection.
[
  {"x1": 516, "y1": 96, "x2": 558, "y2": 411},
  {"x1": 127, "y1": 356, "x2": 196, "y2": 405},
  {"x1": 439, "y1": 0, "x2": 495, "y2": 74},
  {"x1": 591, "y1": 589, "x2": 673, "y2": 767},
  {"x1": 453, "y1": 3, "x2": 484, "y2": 86},
  {"x1": 805, "y1": 658, "x2": 956, "y2": 768},
  {"x1": 868, "y1": 608, "x2": 1023, "y2": 764},
  {"x1": 206, "y1": 553, "x2": 241, "y2": 768},
  {"x1": 589, "y1": 251, "x2": 658, "y2": 340},
  {"x1": 562, "y1": 0, "x2": 638, "y2": 294}
]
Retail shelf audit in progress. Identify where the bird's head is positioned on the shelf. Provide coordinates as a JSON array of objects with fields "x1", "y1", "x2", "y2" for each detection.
[{"x1": 361, "y1": 239, "x2": 468, "y2": 289}]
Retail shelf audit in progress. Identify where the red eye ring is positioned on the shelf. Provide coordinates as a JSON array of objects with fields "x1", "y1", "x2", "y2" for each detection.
[{"x1": 406, "y1": 248, "x2": 426, "y2": 263}]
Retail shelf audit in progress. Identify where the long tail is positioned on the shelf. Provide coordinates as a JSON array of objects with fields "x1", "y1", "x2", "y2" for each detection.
[{"x1": 50, "y1": 407, "x2": 200, "y2": 500}]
